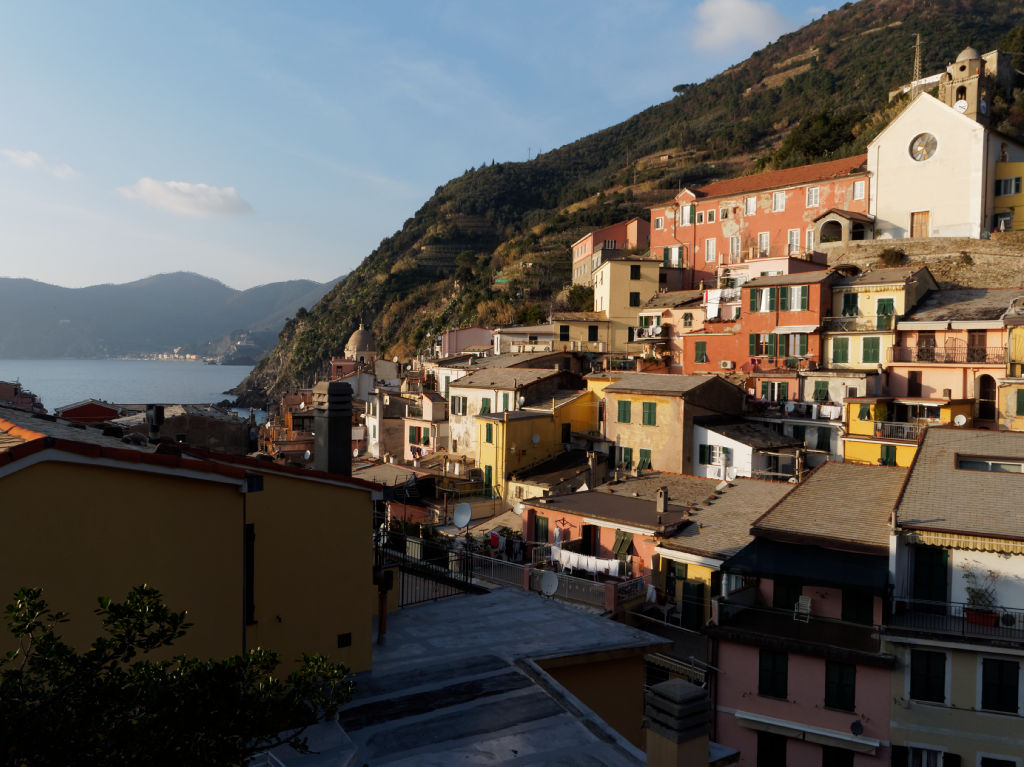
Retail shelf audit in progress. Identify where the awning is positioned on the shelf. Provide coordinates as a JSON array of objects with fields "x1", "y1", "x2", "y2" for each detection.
[
  {"x1": 723, "y1": 538, "x2": 888, "y2": 591},
  {"x1": 734, "y1": 711, "x2": 879, "y2": 754},
  {"x1": 771, "y1": 325, "x2": 819, "y2": 334},
  {"x1": 896, "y1": 321, "x2": 949, "y2": 330}
]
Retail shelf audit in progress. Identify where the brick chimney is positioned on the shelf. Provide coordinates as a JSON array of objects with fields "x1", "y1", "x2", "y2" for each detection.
[
  {"x1": 313, "y1": 380, "x2": 353, "y2": 475},
  {"x1": 644, "y1": 679, "x2": 712, "y2": 767}
]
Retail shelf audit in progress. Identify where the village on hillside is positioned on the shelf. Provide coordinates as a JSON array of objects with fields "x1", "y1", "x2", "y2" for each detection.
[{"x1": 4, "y1": 44, "x2": 1024, "y2": 765}]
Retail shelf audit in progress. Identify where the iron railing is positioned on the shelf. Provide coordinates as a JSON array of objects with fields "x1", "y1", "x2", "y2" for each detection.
[
  {"x1": 824, "y1": 315, "x2": 894, "y2": 332},
  {"x1": 529, "y1": 568, "x2": 607, "y2": 608},
  {"x1": 889, "y1": 346, "x2": 1007, "y2": 364},
  {"x1": 470, "y1": 553, "x2": 525, "y2": 587},
  {"x1": 873, "y1": 421, "x2": 921, "y2": 441},
  {"x1": 889, "y1": 598, "x2": 1024, "y2": 642},
  {"x1": 616, "y1": 574, "x2": 651, "y2": 603}
]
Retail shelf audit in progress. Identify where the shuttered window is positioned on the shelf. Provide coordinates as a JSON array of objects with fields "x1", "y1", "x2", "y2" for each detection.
[
  {"x1": 1017, "y1": 389, "x2": 1024, "y2": 416},
  {"x1": 642, "y1": 402, "x2": 657, "y2": 425},
  {"x1": 832, "y1": 337, "x2": 849, "y2": 363},
  {"x1": 862, "y1": 336, "x2": 880, "y2": 363},
  {"x1": 694, "y1": 341, "x2": 708, "y2": 363},
  {"x1": 617, "y1": 400, "x2": 631, "y2": 423}
]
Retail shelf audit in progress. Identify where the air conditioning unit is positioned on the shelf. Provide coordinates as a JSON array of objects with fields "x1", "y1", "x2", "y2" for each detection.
[{"x1": 719, "y1": 360, "x2": 736, "y2": 370}]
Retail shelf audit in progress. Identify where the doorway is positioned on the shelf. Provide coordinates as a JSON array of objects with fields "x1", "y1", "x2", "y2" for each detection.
[
  {"x1": 977, "y1": 374, "x2": 996, "y2": 420},
  {"x1": 910, "y1": 211, "x2": 930, "y2": 238}
]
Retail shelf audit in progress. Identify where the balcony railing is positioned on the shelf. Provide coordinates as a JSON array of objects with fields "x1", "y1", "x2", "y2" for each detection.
[
  {"x1": 824, "y1": 315, "x2": 894, "y2": 332},
  {"x1": 873, "y1": 421, "x2": 921, "y2": 441},
  {"x1": 745, "y1": 399, "x2": 844, "y2": 421},
  {"x1": 889, "y1": 346, "x2": 1007, "y2": 364},
  {"x1": 713, "y1": 597, "x2": 881, "y2": 654},
  {"x1": 890, "y1": 598, "x2": 1024, "y2": 643}
]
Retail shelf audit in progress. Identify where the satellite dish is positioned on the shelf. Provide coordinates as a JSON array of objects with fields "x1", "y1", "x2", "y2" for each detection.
[
  {"x1": 715, "y1": 480, "x2": 729, "y2": 491},
  {"x1": 518, "y1": 395, "x2": 526, "y2": 406},
  {"x1": 453, "y1": 502, "x2": 472, "y2": 529},
  {"x1": 352, "y1": 448, "x2": 360, "y2": 458},
  {"x1": 513, "y1": 501, "x2": 524, "y2": 516},
  {"x1": 393, "y1": 356, "x2": 399, "y2": 363},
  {"x1": 787, "y1": 476, "x2": 799, "y2": 484},
  {"x1": 954, "y1": 414, "x2": 967, "y2": 426},
  {"x1": 540, "y1": 570, "x2": 559, "y2": 597},
  {"x1": 653, "y1": 324, "x2": 662, "y2": 336},
  {"x1": 531, "y1": 434, "x2": 540, "y2": 445},
  {"x1": 299, "y1": 401, "x2": 305, "y2": 409},
  {"x1": 303, "y1": 450, "x2": 311, "y2": 461}
]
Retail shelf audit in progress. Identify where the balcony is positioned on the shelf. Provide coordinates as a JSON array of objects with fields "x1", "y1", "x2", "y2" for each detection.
[
  {"x1": 742, "y1": 355, "x2": 818, "y2": 374},
  {"x1": 889, "y1": 346, "x2": 1006, "y2": 364},
  {"x1": 889, "y1": 598, "x2": 1024, "y2": 644},
  {"x1": 873, "y1": 421, "x2": 921, "y2": 441},
  {"x1": 824, "y1": 315, "x2": 894, "y2": 332},
  {"x1": 745, "y1": 399, "x2": 843, "y2": 421}
]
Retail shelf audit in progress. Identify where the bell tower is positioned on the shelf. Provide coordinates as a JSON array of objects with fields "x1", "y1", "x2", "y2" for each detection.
[{"x1": 938, "y1": 46, "x2": 992, "y2": 124}]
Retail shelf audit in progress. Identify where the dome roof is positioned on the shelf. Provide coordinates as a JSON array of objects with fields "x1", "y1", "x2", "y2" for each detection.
[
  {"x1": 956, "y1": 46, "x2": 980, "y2": 62},
  {"x1": 345, "y1": 323, "x2": 377, "y2": 354}
]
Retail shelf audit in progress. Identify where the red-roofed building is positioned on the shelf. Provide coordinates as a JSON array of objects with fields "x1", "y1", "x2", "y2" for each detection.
[{"x1": 650, "y1": 155, "x2": 870, "y2": 288}]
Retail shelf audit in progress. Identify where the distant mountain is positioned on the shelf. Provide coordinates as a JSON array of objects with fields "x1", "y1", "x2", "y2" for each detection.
[
  {"x1": 0, "y1": 272, "x2": 339, "y2": 359},
  {"x1": 237, "y1": 0, "x2": 1024, "y2": 404}
]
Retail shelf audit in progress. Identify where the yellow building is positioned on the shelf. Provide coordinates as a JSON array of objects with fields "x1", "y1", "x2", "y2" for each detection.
[
  {"x1": 591, "y1": 257, "x2": 663, "y2": 352},
  {"x1": 994, "y1": 160, "x2": 1024, "y2": 231},
  {"x1": 824, "y1": 266, "x2": 937, "y2": 371},
  {"x1": 999, "y1": 319, "x2": 1024, "y2": 431},
  {"x1": 549, "y1": 312, "x2": 610, "y2": 353},
  {"x1": 0, "y1": 412, "x2": 377, "y2": 672},
  {"x1": 842, "y1": 395, "x2": 973, "y2": 467},
  {"x1": 475, "y1": 390, "x2": 598, "y2": 499}
]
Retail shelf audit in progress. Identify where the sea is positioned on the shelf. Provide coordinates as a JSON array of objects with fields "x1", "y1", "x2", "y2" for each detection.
[{"x1": 0, "y1": 359, "x2": 264, "y2": 421}]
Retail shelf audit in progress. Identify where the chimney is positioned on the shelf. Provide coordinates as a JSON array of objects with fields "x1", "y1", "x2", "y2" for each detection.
[
  {"x1": 656, "y1": 486, "x2": 669, "y2": 517},
  {"x1": 644, "y1": 679, "x2": 714, "y2": 767},
  {"x1": 145, "y1": 404, "x2": 164, "y2": 441},
  {"x1": 313, "y1": 380, "x2": 353, "y2": 475}
]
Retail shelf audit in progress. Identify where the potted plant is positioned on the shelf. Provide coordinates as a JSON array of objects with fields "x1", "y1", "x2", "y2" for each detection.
[{"x1": 963, "y1": 567, "x2": 1000, "y2": 626}]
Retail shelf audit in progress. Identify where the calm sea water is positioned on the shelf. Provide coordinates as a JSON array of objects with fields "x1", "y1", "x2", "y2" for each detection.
[{"x1": 0, "y1": 359, "x2": 252, "y2": 412}]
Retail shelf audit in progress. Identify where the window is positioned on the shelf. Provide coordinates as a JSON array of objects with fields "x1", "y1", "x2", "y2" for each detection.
[
  {"x1": 696, "y1": 211, "x2": 704, "y2": 224},
  {"x1": 758, "y1": 232, "x2": 769, "y2": 256},
  {"x1": 785, "y1": 333, "x2": 808, "y2": 357},
  {"x1": 761, "y1": 381, "x2": 789, "y2": 402},
  {"x1": 792, "y1": 424, "x2": 806, "y2": 442},
  {"x1": 909, "y1": 649, "x2": 946, "y2": 703},
  {"x1": 853, "y1": 180, "x2": 865, "y2": 200},
  {"x1": 858, "y1": 403, "x2": 871, "y2": 421},
  {"x1": 749, "y1": 332, "x2": 778, "y2": 357},
  {"x1": 982, "y1": 657, "x2": 1020, "y2": 713},
  {"x1": 745, "y1": 196, "x2": 757, "y2": 215},
  {"x1": 788, "y1": 228, "x2": 800, "y2": 254},
  {"x1": 842, "y1": 588, "x2": 874, "y2": 625},
  {"x1": 806, "y1": 227, "x2": 815, "y2": 251},
  {"x1": 841, "y1": 292, "x2": 859, "y2": 316},
  {"x1": 629, "y1": 292, "x2": 640, "y2": 307},
  {"x1": 980, "y1": 758, "x2": 1018, "y2": 767},
  {"x1": 662, "y1": 247, "x2": 671, "y2": 266},
  {"x1": 502, "y1": 392, "x2": 509, "y2": 411},
  {"x1": 642, "y1": 401, "x2": 657, "y2": 425},
  {"x1": 825, "y1": 661, "x2": 856, "y2": 711},
  {"x1": 720, "y1": 207, "x2": 729, "y2": 220},
  {"x1": 813, "y1": 380, "x2": 830, "y2": 402},
  {"x1": 1017, "y1": 389, "x2": 1024, "y2": 416},
  {"x1": 821, "y1": 746, "x2": 854, "y2": 767},
  {"x1": 705, "y1": 238, "x2": 716, "y2": 262},
  {"x1": 683, "y1": 312, "x2": 693, "y2": 328},
  {"x1": 637, "y1": 448, "x2": 652, "y2": 470},
  {"x1": 619, "y1": 446, "x2": 633, "y2": 468},
  {"x1": 757, "y1": 732, "x2": 786, "y2": 766},
  {"x1": 630, "y1": 264, "x2": 641, "y2": 280},
  {"x1": 485, "y1": 423, "x2": 493, "y2": 443},
  {"x1": 559, "y1": 325, "x2": 570, "y2": 342},
  {"x1": 758, "y1": 649, "x2": 788, "y2": 698},
  {"x1": 654, "y1": 216, "x2": 664, "y2": 229},
  {"x1": 707, "y1": 209, "x2": 715, "y2": 224},
  {"x1": 694, "y1": 341, "x2": 708, "y2": 363},
  {"x1": 806, "y1": 186, "x2": 820, "y2": 207},
  {"x1": 832, "y1": 337, "x2": 849, "y2": 364},
  {"x1": 683, "y1": 204, "x2": 695, "y2": 225},
  {"x1": 451, "y1": 396, "x2": 468, "y2": 415},
  {"x1": 730, "y1": 236, "x2": 741, "y2": 259},
  {"x1": 534, "y1": 514, "x2": 548, "y2": 544},
  {"x1": 698, "y1": 444, "x2": 731, "y2": 465},
  {"x1": 876, "y1": 298, "x2": 895, "y2": 330},
  {"x1": 957, "y1": 456, "x2": 1024, "y2": 472},
  {"x1": 588, "y1": 325, "x2": 598, "y2": 342},
  {"x1": 996, "y1": 177, "x2": 1023, "y2": 196},
  {"x1": 772, "y1": 191, "x2": 786, "y2": 212},
  {"x1": 480, "y1": 397, "x2": 491, "y2": 414},
  {"x1": 815, "y1": 425, "x2": 831, "y2": 451},
  {"x1": 617, "y1": 400, "x2": 631, "y2": 423},
  {"x1": 862, "y1": 336, "x2": 880, "y2": 363}
]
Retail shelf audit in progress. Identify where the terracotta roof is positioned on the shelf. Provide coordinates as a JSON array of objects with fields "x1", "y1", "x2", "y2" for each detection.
[
  {"x1": 602, "y1": 373, "x2": 722, "y2": 396},
  {"x1": 813, "y1": 208, "x2": 874, "y2": 224},
  {"x1": 752, "y1": 461, "x2": 907, "y2": 553},
  {"x1": 902, "y1": 288, "x2": 1024, "y2": 323},
  {"x1": 656, "y1": 155, "x2": 867, "y2": 206},
  {"x1": 742, "y1": 271, "x2": 832, "y2": 288},
  {"x1": 642, "y1": 290, "x2": 703, "y2": 309},
  {"x1": 522, "y1": 490, "x2": 689, "y2": 533},
  {"x1": 450, "y1": 368, "x2": 564, "y2": 390},
  {"x1": 895, "y1": 428, "x2": 1024, "y2": 540}
]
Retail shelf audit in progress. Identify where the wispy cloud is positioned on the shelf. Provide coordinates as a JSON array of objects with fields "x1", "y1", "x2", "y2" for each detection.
[
  {"x1": 693, "y1": 0, "x2": 790, "y2": 51},
  {"x1": 1, "y1": 148, "x2": 76, "y2": 178},
  {"x1": 118, "y1": 178, "x2": 253, "y2": 218}
]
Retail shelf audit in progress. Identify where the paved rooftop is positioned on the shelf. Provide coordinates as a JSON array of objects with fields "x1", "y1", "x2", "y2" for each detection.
[
  {"x1": 341, "y1": 588, "x2": 667, "y2": 765},
  {"x1": 900, "y1": 288, "x2": 1024, "y2": 324}
]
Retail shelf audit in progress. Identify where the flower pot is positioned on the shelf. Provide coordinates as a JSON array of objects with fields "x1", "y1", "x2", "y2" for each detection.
[{"x1": 965, "y1": 607, "x2": 998, "y2": 627}]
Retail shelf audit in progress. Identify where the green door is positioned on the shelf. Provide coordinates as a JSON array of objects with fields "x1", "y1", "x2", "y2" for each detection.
[
  {"x1": 534, "y1": 514, "x2": 549, "y2": 545},
  {"x1": 484, "y1": 465, "x2": 492, "y2": 494}
]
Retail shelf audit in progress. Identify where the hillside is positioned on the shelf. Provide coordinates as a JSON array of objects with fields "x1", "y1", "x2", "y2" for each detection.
[
  {"x1": 0, "y1": 272, "x2": 338, "y2": 359},
  {"x1": 236, "y1": 0, "x2": 1024, "y2": 404}
]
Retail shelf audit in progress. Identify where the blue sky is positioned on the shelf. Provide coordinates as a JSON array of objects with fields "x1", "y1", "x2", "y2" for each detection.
[{"x1": 0, "y1": 0, "x2": 842, "y2": 290}]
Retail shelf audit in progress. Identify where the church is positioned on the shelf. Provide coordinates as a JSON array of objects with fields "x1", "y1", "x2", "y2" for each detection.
[{"x1": 868, "y1": 46, "x2": 1024, "y2": 238}]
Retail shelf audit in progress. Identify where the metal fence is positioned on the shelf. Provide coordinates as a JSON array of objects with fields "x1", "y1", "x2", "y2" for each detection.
[
  {"x1": 375, "y1": 534, "x2": 482, "y2": 608},
  {"x1": 471, "y1": 553, "x2": 526, "y2": 587},
  {"x1": 529, "y1": 568, "x2": 607, "y2": 608},
  {"x1": 873, "y1": 421, "x2": 921, "y2": 441},
  {"x1": 616, "y1": 574, "x2": 650, "y2": 604},
  {"x1": 890, "y1": 598, "x2": 1024, "y2": 641}
]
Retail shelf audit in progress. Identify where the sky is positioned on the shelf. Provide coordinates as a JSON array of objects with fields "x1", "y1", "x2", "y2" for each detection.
[{"x1": 0, "y1": 0, "x2": 844, "y2": 291}]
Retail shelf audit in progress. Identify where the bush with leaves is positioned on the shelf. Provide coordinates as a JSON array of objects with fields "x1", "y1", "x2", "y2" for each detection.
[{"x1": 0, "y1": 585, "x2": 354, "y2": 766}]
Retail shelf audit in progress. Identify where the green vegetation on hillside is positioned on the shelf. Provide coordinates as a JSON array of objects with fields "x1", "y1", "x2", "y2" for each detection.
[{"x1": 238, "y1": 2, "x2": 1024, "y2": 403}]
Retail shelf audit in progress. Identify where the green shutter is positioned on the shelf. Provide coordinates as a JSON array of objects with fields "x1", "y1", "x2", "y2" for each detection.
[
  {"x1": 798, "y1": 333, "x2": 808, "y2": 356},
  {"x1": 778, "y1": 382, "x2": 789, "y2": 401},
  {"x1": 409, "y1": 426, "x2": 416, "y2": 443},
  {"x1": 698, "y1": 444, "x2": 709, "y2": 465},
  {"x1": 749, "y1": 289, "x2": 758, "y2": 312},
  {"x1": 863, "y1": 337, "x2": 880, "y2": 363},
  {"x1": 618, "y1": 400, "x2": 631, "y2": 423},
  {"x1": 642, "y1": 402, "x2": 657, "y2": 425},
  {"x1": 663, "y1": 247, "x2": 670, "y2": 266},
  {"x1": 858, "y1": 403, "x2": 872, "y2": 421},
  {"x1": 749, "y1": 334, "x2": 758, "y2": 355},
  {"x1": 480, "y1": 397, "x2": 491, "y2": 414},
  {"x1": 695, "y1": 341, "x2": 707, "y2": 363},
  {"x1": 1017, "y1": 389, "x2": 1024, "y2": 416},
  {"x1": 761, "y1": 381, "x2": 770, "y2": 399},
  {"x1": 485, "y1": 423, "x2": 493, "y2": 443},
  {"x1": 622, "y1": 447, "x2": 632, "y2": 466},
  {"x1": 768, "y1": 287, "x2": 777, "y2": 311},
  {"x1": 813, "y1": 380, "x2": 829, "y2": 402},
  {"x1": 833, "y1": 337, "x2": 849, "y2": 363},
  {"x1": 779, "y1": 285, "x2": 789, "y2": 311},
  {"x1": 800, "y1": 284, "x2": 809, "y2": 310},
  {"x1": 767, "y1": 334, "x2": 777, "y2": 356}
]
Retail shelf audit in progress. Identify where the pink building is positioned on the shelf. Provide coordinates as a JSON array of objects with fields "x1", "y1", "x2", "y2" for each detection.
[
  {"x1": 570, "y1": 217, "x2": 651, "y2": 285},
  {"x1": 432, "y1": 326, "x2": 494, "y2": 359},
  {"x1": 710, "y1": 462, "x2": 901, "y2": 764},
  {"x1": 888, "y1": 288, "x2": 1022, "y2": 424},
  {"x1": 650, "y1": 155, "x2": 869, "y2": 289}
]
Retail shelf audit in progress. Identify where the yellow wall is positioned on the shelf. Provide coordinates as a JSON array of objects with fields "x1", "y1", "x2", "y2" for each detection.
[
  {"x1": 994, "y1": 161, "x2": 1024, "y2": 231},
  {"x1": 592, "y1": 260, "x2": 661, "y2": 351},
  {"x1": 608, "y1": 393, "x2": 683, "y2": 472},
  {"x1": 0, "y1": 460, "x2": 375, "y2": 673},
  {"x1": 842, "y1": 438, "x2": 918, "y2": 467},
  {"x1": 998, "y1": 383, "x2": 1024, "y2": 431},
  {"x1": 825, "y1": 332, "x2": 896, "y2": 370},
  {"x1": 549, "y1": 320, "x2": 610, "y2": 353}
]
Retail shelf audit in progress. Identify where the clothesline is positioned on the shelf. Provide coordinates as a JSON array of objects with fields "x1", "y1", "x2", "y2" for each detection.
[{"x1": 552, "y1": 544, "x2": 622, "y2": 577}]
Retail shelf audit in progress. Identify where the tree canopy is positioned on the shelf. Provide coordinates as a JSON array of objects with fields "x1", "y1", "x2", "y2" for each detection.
[{"x1": 0, "y1": 585, "x2": 354, "y2": 766}]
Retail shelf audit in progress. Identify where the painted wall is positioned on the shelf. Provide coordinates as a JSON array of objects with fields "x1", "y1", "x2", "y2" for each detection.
[
  {"x1": 691, "y1": 425, "x2": 754, "y2": 479},
  {"x1": 605, "y1": 393, "x2": 690, "y2": 473},
  {"x1": 592, "y1": 259, "x2": 662, "y2": 351},
  {"x1": 994, "y1": 160, "x2": 1024, "y2": 231}
]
